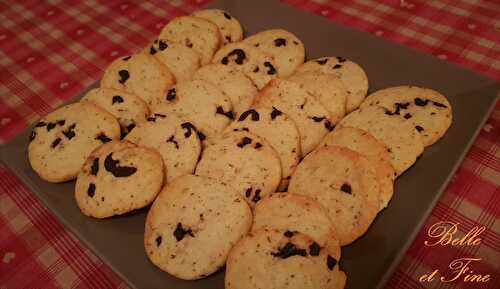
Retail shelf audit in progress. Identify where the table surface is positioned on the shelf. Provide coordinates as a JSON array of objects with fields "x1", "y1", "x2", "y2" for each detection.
[{"x1": 0, "y1": 1, "x2": 498, "y2": 289}]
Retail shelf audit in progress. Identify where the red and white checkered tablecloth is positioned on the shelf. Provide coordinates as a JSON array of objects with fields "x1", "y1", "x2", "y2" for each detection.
[{"x1": 0, "y1": 0, "x2": 498, "y2": 288}]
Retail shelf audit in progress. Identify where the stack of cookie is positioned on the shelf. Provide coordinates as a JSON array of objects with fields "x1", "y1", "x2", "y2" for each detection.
[{"x1": 27, "y1": 8, "x2": 452, "y2": 289}]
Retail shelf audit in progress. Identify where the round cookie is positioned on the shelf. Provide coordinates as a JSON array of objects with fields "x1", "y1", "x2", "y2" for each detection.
[
  {"x1": 159, "y1": 16, "x2": 221, "y2": 65},
  {"x1": 253, "y1": 79, "x2": 333, "y2": 156},
  {"x1": 225, "y1": 229, "x2": 346, "y2": 289},
  {"x1": 145, "y1": 38, "x2": 201, "y2": 83},
  {"x1": 288, "y1": 146, "x2": 380, "y2": 246},
  {"x1": 337, "y1": 105, "x2": 424, "y2": 175},
  {"x1": 100, "y1": 53, "x2": 175, "y2": 106},
  {"x1": 360, "y1": 86, "x2": 452, "y2": 146},
  {"x1": 212, "y1": 42, "x2": 279, "y2": 89},
  {"x1": 224, "y1": 107, "x2": 300, "y2": 190},
  {"x1": 288, "y1": 71, "x2": 348, "y2": 124},
  {"x1": 195, "y1": 131, "x2": 281, "y2": 207},
  {"x1": 80, "y1": 87, "x2": 149, "y2": 138},
  {"x1": 156, "y1": 79, "x2": 233, "y2": 141},
  {"x1": 75, "y1": 141, "x2": 164, "y2": 218},
  {"x1": 28, "y1": 102, "x2": 120, "y2": 183},
  {"x1": 244, "y1": 29, "x2": 305, "y2": 77},
  {"x1": 297, "y1": 56, "x2": 368, "y2": 113},
  {"x1": 192, "y1": 9, "x2": 243, "y2": 44},
  {"x1": 320, "y1": 127, "x2": 395, "y2": 210},
  {"x1": 253, "y1": 193, "x2": 338, "y2": 247},
  {"x1": 124, "y1": 112, "x2": 201, "y2": 182},
  {"x1": 193, "y1": 64, "x2": 258, "y2": 116},
  {"x1": 144, "y1": 175, "x2": 252, "y2": 280}
]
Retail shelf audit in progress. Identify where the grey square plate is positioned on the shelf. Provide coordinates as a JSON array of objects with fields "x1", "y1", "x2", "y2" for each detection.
[{"x1": 1, "y1": 0, "x2": 498, "y2": 288}]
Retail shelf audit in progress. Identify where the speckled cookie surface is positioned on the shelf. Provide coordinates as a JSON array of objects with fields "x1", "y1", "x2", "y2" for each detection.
[
  {"x1": 124, "y1": 112, "x2": 201, "y2": 182},
  {"x1": 144, "y1": 175, "x2": 252, "y2": 280},
  {"x1": 74, "y1": 141, "x2": 164, "y2": 218},
  {"x1": 80, "y1": 87, "x2": 149, "y2": 138},
  {"x1": 100, "y1": 53, "x2": 175, "y2": 106},
  {"x1": 212, "y1": 42, "x2": 279, "y2": 89},
  {"x1": 288, "y1": 146, "x2": 380, "y2": 246},
  {"x1": 193, "y1": 64, "x2": 258, "y2": 116},
  {"x1": 195, "y1": 131, "x2": 281, "y2": 207},
  {"x1": 224, "y1": 107, "x2": 300, "y2": 190},
  {"x1": 159, "y1": 16, "x2": 221, "y2": 65},
  {"x1": 320, "y1": 127, "x2": 395, "y2": 210},
  {"x1": 253, "y1": 193, "x2": 338, "y2": 247},
  {"x1": 156, "y1": 79, "x2": 233, "y2": 141},
  {"x1": 225, "y1": 229, "x2": 346, "y2": 289},
  {"x1": 338, "y1": 105, "x2": 424, "y2": 175},
  {"x1": 297, "y1": 56, "x2": 368, "y2": 113},
  {"x1": 253, "y1": 79, "x2": 333, "y2": 156},
  {"x1": 28, "y1": 102, "x2": 120, "y2": 183},
  {"x1": 192, "y1": 9, "x2": 243, "y2": 44},
  {"x1": 145, "y1": 38, "x2": 201, "y2": 83},
  {"x1": 244, "y1": 29, "x2": 305, "y2": 77},
  {"x1": 360, "y1": 86, "x2": 452, "y2": 146},
  {"x1": 288, "y1": 71, "x2": 348, "y2": 124}
]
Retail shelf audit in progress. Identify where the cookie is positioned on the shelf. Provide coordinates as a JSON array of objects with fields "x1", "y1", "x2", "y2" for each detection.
[
  {"x1": 75, "y1": 141, "x2": 164, "y2": 218},
  {"x1": 193, "y1": 64, "x2": 257, "y2": 116},
  {"x1": 320, "y1": 127, "x2": 395, "y2": 210},
  {"x1": 288, "y1": 146, "x2": 380, "y2": 245},
  {"x1": 195, "y1": 131, "x2": 281, "y2": 207},
  {"x1": 28, "y1": 102, "x2": 120, "y2": 183},
  {"x1": 159, "y1": 16, "x2": 221, "y2": 65},
  {"x1": 288, "y1": 71, "x2": 348, "y2": 124},
  {"x1": 244, "y1": 29, "x2": 305, "y2": 78},
  {"x1": 156, "y1": 79, "x2": 233, "y2": 141},
  {"x1": 124, "y1": 112, "x2": 201, "y2": 182},
  {"x1": 297, "y1": 56, "x2": 368, "y2": 113},
  {"x1": 100, "y1": 53, "x2": 175, "y2": 106},
  {"x1": 80, "y1": 87, "x2": 149, "y2": 138},
  {"x1": 360, "y1": 86, "x2": 452, "y2": 146},
  {"x1": 144, "y1": 175, "x2": 252, "y2": 280},
  {"x1": 192, "y1": 9, "x2": 243, "y2": 44},
  {"x1": 225, "y1": 229, "x2": 346, "y2": 289},
  {"x1": 253, "y1": 193, "x2": 338, "y2": 247},
  {"x1": 224, "y1": 107, "x2": 300, "y2": 190},
  {"x1": 253, "y1": 79, "x2": 333, "y2": 156},
  {"x1": 212, "y1": 42, "x2": 279, "y2": 89},
  {"x1": 145, "y1": 38, "x2": 201, "y2": 83},
  {"x1": 337, "y1": 105, "x2": 424, "y2": 175}
]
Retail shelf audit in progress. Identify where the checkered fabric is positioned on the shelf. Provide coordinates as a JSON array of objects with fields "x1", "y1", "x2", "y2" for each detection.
[{"x1": 0, "y1": 0, "x2": 498, "y2": 288}]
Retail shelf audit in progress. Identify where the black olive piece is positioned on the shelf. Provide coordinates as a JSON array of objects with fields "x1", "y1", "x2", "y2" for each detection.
[
  {"x1": 35, "y1": 121, "x2": 47, "y2": 127},
  {"x1": 316, "y1": 59, "x2": 328, "y2": 65},
  {"x1": 245, "y1": 188, "x2": 252, "y2": 198},
  {"x1": 223, "y1": 12, "x2": 232, "y2": 19},
  {"x1": 415, "y1": 125, "x2": 424, "y2": 132},
  {"x1": 167, "y1": 135, "x2": 179, "y2": 149},
  {"x1": 122, "y1": 56, "x2": 131, "y2": 61},
  {"x1": 336, "y1": 56, "x2": 346, "y2": 63},
  {"x1": 414, "y1": 97, "x2": 429, "y2": 106},
  {"x1": 46, "y1": 122, "x2": 56, "y2": 131},
  {"x1": 252, "y1": 189, "x2": 261, "y2": 203},
  {"x1": 333, "y1": 64, "x2": 342, "y2": 69},
  {"x1": 156, "y1": 236, "x2": 162, "y2": 247},
  {"x1": 254, "y1": 142, "x2": 262, "y2": 149},
  {"x1": 149, "y1": 46, "x2": 157, "y2": 55},
  {"x1": 311, "y1": 116, "x2": 325, "y2": 122},
  {"x1": 284, "y1": 231, "x2": 294, "y2": 238},
  {"x1": 272, "y1": 242, "x2": 307, "y2": 259},
  {"x1": 181, "y1": 122, "x2": 196, "y2": 138}
]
